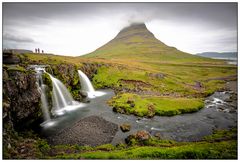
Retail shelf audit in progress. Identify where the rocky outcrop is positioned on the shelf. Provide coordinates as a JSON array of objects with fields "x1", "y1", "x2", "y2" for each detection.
[
  {"x1": 3, "y1": 66, "x2": 42, "y2": 130},
  {"x1": 3, "y1": 51, "x2": 21, "y2": 64},
  {"x1": 80, "y1": 62, "x2": 103, "y2": 80},
  {"x1": 3, "y1": 65, "x2": 43, "y2": 159},
  {"x1": 49, "y1": 63, "x2": 103, "y2": 101}
]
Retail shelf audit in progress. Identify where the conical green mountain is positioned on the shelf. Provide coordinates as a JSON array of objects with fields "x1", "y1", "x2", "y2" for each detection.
[{"x1": 83, "y1": 23, "x2": 208, "y2": 62}]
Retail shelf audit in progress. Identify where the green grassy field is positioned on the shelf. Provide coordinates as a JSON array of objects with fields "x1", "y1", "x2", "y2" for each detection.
[
  {"x1": 4, "y1": 52, "x2": 236, "y2": 159},
  {"x1": 22, "y1": 52, "x2": 237, "y2": 117},
  {"x1": 34, "y1": 128, "x2": 237, "y2": 159},
  {"x1": 109, "y1": 93, "x2": 204, "y2": 116}
]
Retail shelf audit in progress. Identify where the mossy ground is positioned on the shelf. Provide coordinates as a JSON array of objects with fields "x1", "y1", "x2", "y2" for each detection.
[
  {"x1": 23, "y1": 53, "x2": 237, "y2": 117},
  {"x1": 3, "y1": 53, "x2": 237, "y2": 159},
  {"x1": 5, "y1": 128, "x2": 234, "y2": 159},
  {"x1": 109, "y1": 93, "x2": 204, "y2": 117}
]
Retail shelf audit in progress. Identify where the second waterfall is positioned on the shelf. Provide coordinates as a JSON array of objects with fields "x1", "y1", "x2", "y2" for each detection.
[{"x1": 78, "y1": 70, "x2": 106, "y2": 98}]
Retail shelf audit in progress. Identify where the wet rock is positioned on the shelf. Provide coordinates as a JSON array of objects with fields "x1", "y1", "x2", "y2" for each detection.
[
  {"x1": 120, "y1": 123, "x2": 131, "y2": 132},
  {"x1": 125, "y1": 130, "x2": 151, "y2": 144},
  {"x1": 154, "y1": 132, "x2": 162, "y2": 139},
  {"x1": 113, "y1": 106, "x2": 125, "y2": 114},
  {"x1": 225, "y1": 98, "x2": 233, "y2": 102},
  {"x1": 3, "y1": 68, "x2": 42, "y2": 130},
  {"x1": 80, "y1": 91, "x2": 88, "y2": 98},
  {"x1": 229, "y1": 109, "x2": 236, "y2": 113}
]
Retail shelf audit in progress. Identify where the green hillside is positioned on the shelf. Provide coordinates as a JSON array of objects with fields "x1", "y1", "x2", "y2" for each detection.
[{"x1": 83, "y1": 23, "x2": 215, "y2": 63}]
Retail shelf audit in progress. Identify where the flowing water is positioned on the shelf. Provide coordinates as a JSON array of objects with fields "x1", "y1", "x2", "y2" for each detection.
[
  {"x1": 35, "y1": 68, "x2": 236, "y2": 144},
  {"x1": 33, "y1": 66, "x2": 86, "y2": 126},
  {"x1": 35, "y1": 67, "x2": 51, "y2": 123},
  {"x1": 47, "y1": 73, "x2": 86, "y2": 117},
  {"x1": 41, "y1": 88, "x2": 237, "y2": 144},
  {"x1": 78, "y1": 70, "x2": 105, "y2": 98}
]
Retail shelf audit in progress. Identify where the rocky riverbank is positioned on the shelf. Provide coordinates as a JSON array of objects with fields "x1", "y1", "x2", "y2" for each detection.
[{"x1": 47, "y1": 116, "x2": 118, "y2": 146}]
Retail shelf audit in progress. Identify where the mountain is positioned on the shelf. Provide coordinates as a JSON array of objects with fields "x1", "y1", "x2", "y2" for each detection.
[
  {"x1": 196, "y1": 52, "x2": 237, "y2": 59},
  {"x1": 83, "y1": 23, "x2": 209, "y2": 62}
]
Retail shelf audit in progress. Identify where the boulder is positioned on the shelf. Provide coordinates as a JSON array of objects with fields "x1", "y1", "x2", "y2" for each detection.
[
  {"x1": 120, "y1": 123, "x2": 131, "y2": 132},
  {"x1": 125, "y1": 130, "x2": 151, "y2": 144},
  {"x1": 154, "y1": 132, "x2": 162, "y2": 139}
]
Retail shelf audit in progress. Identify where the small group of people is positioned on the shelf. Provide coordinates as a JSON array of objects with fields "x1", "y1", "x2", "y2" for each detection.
[{"x1": 35, "y1": 48, "x2": 44, "y2": 53}]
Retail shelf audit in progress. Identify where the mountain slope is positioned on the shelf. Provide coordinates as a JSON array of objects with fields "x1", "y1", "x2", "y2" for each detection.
[{"x1": 83, "y1": 23, "x2": 211, "y2": 63}]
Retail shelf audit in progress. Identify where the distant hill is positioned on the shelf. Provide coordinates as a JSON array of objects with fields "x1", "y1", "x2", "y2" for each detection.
[
  {"x1": 83, "y1": 23, "x2": 211, "y2": 63},
  {"x1": 196, "y1": 52, "x2": 237, "y2": 59},
  {"x1": 3, "y1": 49, "x2": 33, "y2": 54}
]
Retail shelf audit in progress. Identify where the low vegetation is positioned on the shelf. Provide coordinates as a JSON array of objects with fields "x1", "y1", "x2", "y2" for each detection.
[
  {"x1": 109, "y1": 93, "x2": 204, "y2": 117},
  {"x1": 6, "y1": 128, "x2": 235, "y2": 159},
  {"x1": 22, "y1": 53, "x2": 237, "y2": 117},
  {"x1": 3, "y1": 23, "x2": 237, "y2": 159},
  {"x1": 3, "y1": 52, "x2": 237, "y2": 159}
]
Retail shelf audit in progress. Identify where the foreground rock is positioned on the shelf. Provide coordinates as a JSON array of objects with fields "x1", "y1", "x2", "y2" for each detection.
[
  {"x1": 48, "y1": 116, "x2": 118, "y2": 146},
  {"x1": 120, "y1": 123, "x2": 131, "y2": 132},
  {"x1": 125, "y1": 130, "x2": 151, "y2": 144},
  {"x1": 3, "y1": 66, "x2": 42, "y2": 130}
]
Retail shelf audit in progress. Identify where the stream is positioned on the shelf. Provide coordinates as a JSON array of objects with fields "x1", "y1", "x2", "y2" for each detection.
[{"x1": 41, "y1": 88, "x2": 237, "y2": 145}]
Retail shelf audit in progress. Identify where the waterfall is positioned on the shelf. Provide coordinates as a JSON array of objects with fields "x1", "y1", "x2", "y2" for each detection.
[
  {"x1": 47, "y1": 73, "x2": 85, "y2": 116},
  {"x1": 32, "y1": 65, "x2": 86, "y2": 127},
  {"x1": 78, "y1": 70, "x2": 105, "y2": 98},
  {"x1": 35, "y1": 67, "x2": 51, "y2": 122}
]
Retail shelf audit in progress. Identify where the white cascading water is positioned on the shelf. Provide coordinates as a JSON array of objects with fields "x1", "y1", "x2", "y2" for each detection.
[
  {"x1": 78, "y1": 70, "x2": 105, "y2": 98},
  {"x1": 35, "y1": 67, "x2": 51, "y2": 123},
  {"x1": 47, "y1": 73, "x2": 85, "y2": 116},
  {"x1": 32, "y1": 65, "x2": 86, "y2": 128}
]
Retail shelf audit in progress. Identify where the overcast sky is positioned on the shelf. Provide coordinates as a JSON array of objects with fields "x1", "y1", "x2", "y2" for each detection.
[{"x1": 3, "y1": 2, "x2": 237, "y2": 56}]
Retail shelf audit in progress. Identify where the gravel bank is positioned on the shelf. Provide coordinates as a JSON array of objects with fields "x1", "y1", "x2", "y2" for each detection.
[{"x1": 47, "y1": 116, "x2": 118, "y2": 146}]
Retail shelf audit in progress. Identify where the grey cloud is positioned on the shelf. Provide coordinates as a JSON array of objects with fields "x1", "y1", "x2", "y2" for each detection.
[
  {"x1": 3, "y1": 33, "x2": 35, "y2": 43},
  {"x1": 2, "y1": 2, "x2": 237, "y2": 54},
  {"x1": 3, "y1": 2, "x2": 237, "y2": 29}
]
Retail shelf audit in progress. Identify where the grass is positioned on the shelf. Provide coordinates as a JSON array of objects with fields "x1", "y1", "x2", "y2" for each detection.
[
  {"x1": 73, "y1": 141, "x2": 237, "y2": 159},
  {"x1": 22, "y1": 52, "x2": 237, "y2": 117},
  {"x1": 108, "y1": 93, "x2": 204, "y2": 117},
  {"x1": 36, "y1": 128, "x2": 237, "y2": 159},
  {"x1": 4, "y1": 127, "x2": 237, "y2": 159},
  {"x1": 3, "y1": 24, "x2": 238, "y2": 159},
  {"x1": 83, "y1": 24, "x2": 221, "y2": 65},
  {"x1": 92, "y1": 64, "x2": 236, "y2": 97}
]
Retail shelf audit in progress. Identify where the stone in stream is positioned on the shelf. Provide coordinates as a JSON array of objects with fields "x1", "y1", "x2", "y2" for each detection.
[
  {"x1": 154, "y1": 132, "x2": 162, "y2": 139},
  {"x1": 125, "y1": 130, "x2": 151, "y2": 144},
  {"x1": 120, "y1": 123, "x2": 131, "y2": 132}
]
